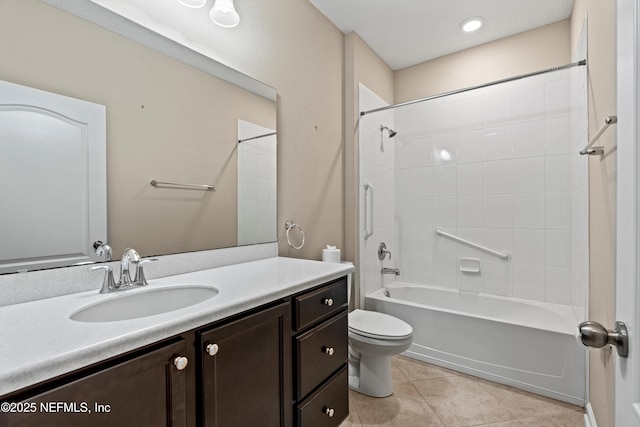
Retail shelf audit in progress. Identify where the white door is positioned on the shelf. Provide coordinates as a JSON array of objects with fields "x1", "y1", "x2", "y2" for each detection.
[
  {"x1": 616, "y1": 0, "x2": 640, "y2": 425},
  {"x1": 0, "y1": 80, "x2": 107, "y2": 273}
]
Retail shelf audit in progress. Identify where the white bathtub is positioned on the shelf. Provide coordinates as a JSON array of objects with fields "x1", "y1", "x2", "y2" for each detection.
[{"x1": 366, "y1": 283, "x2": 586, "y2": 405}]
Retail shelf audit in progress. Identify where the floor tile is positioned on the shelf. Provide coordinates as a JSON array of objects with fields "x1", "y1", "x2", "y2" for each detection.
[
  {"x1": 477, "y1": 378, "x2": 584, "y2": 420},
  {"x1": 393, "y1": 355, "x2": 461, "y2": 382},
  {"x1": 340, "y1": 400, "x2": 364, "y2": 427},
  {"x1": 478, "y1": 411, "x2": 585, "y2": 426},
  {"x1": 350, "y1": 383, "x2": 444, "y2": 427},
  {"x1": 391, "y1": 358, "x2": 411, "y2": 384},
  {"x1": 412, "y1": 376, "x2": 515, "y2": 427},
  {"x1": 341, "y1": 356, "x2": 585, "y2": 427}
]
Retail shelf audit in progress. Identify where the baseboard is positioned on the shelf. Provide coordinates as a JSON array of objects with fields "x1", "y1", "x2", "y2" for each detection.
[{"x1": 584, "y1": 402, "x2": 598, "y2": 427}]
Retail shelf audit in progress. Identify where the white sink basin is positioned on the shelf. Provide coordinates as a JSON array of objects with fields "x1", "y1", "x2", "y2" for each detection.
[{"x1": 70, "y1": 286, "x2": 218, "y2": 322}]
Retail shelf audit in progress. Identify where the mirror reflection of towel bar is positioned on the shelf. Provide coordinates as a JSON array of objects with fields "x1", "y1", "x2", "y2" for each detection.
[
  {"x1": 238, "y1": 132, "x2": 277, "y2": 144},
  {"x1": 150, "y1": 180, "x2": 215, "y2": 191}
]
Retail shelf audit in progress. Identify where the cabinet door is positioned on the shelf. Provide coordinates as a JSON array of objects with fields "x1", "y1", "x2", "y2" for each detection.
[
  {"x1": 0, "y1": 340, "x2": 187, "y2": 427},
  {"x1": 199, "y1": 302, "x2": 291, "y2": 427}
]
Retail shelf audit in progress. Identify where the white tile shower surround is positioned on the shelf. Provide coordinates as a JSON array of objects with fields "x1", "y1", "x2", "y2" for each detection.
[
  {"x1": 237, "y1": 120, "x2": 277, "y2": 246},
  {"x1": 358, "y1": 65, "x2": 588, "y2": 309}
]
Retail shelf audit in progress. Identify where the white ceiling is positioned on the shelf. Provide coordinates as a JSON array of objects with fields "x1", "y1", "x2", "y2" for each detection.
[{"x1": 307, "y1": 0, "x2": 575, "y2": 70}]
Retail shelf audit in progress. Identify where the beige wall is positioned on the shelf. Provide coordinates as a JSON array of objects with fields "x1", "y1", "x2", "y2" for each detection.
[
  {"x1": 344, "y1": 32, "x2": 395, "y2": 306},
  {"x1": 395, "y1": 21, "x2": 571, "y2": 102},
  {"x1": 0, "y1": 0, "x2": 276, "y2": 257},
  {"x1": 191, "y1": 1, "x2": 346, "y2": 260},
  {"x1": 570, "y1": 2, "x2": 618, "y2": 426}
]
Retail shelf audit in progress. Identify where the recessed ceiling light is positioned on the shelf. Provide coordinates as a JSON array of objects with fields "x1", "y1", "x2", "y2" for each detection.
[{"x1": 461, "y1": 17, "x2": 484, "y2": 33}]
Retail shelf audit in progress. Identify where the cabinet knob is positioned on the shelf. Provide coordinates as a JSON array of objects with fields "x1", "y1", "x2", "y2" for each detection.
[
  {"x1": 322, "y1": 298, "x2": 334, "y2": 307},
  {"x1": 323, "y1": 346, "x2": 335, "y2": 356},
  {"x1": 173, "y1": 356, "x2": 188, "y2": 371},
  {"x1": 323, "y1": 407, "x2": 335, "y2": 418},
  {"x1": 206, "y1": 343, "x2": 219, "y2": 356}
]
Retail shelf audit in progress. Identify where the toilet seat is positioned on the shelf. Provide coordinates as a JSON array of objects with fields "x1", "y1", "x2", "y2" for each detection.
[{"x1": 348, "y1": 309, "x2": 413, "y2": 340}]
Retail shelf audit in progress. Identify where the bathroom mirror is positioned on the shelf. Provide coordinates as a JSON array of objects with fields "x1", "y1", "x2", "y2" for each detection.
[{"x1": 0, "y1": 0, "x2": 277, "y2": 273}]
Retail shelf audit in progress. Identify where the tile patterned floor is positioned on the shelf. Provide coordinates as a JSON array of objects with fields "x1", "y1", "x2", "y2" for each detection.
[{"x1": 341, "y1": 356, "x2": 585, "y2": 427}]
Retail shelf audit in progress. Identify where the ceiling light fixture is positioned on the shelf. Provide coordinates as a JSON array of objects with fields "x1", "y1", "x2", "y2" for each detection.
[
  {"x1": 210, "y1": 0, "x2": 240, "y2": 28},
  {"x1": 461, "y1": 17, "x2": 483, "y2": 33},
  {"x1": 177, "y1": 0, "x2": 206, "y2": 8}
]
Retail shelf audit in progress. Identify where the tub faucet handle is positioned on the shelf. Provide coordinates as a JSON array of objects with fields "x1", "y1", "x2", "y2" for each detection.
[{"x1": 378, "y1": 242, "x2": 391, "y2": 260}]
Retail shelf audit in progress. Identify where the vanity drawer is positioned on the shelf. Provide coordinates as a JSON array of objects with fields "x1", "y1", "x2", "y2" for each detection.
[
  {"x1": 295, "y1": 311, "x2": 347, "y2": 399},
  {"x1": 296, "y1": 366, "x2": 348, "y2": 427},
  {"x1": 293, "y1": 277, "x2": 347, "y2": 331}
]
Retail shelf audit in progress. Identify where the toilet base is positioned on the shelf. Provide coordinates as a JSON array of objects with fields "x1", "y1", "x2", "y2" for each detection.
[{"x1": 348, "y1": 352, "x2": 394, "y2": 398}]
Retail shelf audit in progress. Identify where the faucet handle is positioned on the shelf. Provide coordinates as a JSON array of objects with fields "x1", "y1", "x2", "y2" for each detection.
[
  {"x1": 89, "y1": 265, "x2": 117, "y2": 294},
  {"x1": 132, "y1": 258, "x2": 159, "y2": 286},
  {"x1": 378, "y1": 242, "x2": 391, "y2": 260}
]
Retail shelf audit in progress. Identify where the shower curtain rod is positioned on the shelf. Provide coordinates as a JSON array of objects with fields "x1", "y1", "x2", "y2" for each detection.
[{"x1": 360, "y1": 59, "x2": 586, "y2": 117}]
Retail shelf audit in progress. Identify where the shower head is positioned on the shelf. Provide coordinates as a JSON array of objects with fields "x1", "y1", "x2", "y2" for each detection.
[{"x1": 380, "y1": 125, "x2": 397, "y2": 138}]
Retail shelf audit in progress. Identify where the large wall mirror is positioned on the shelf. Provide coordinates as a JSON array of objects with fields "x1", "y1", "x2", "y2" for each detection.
[{"x1": 0, "y1": 0, "x2": 277, "y2": 274}]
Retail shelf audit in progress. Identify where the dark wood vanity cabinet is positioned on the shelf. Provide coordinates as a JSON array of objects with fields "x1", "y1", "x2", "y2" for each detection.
[
  {"x1": 292, "y1": 277, "x2": 349, "y2": 427},
  {"x1": 197, "y1": 301, "x2": 292, "y2": 427},
  {"x1": 0, "y1": 339, "x2": 188, "y2": 427},
  {"x1": 0, "y1": 275, "x2": 350, "y2": 427}
]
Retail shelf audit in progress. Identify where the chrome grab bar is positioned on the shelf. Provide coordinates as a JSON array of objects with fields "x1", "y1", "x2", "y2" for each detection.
[
  {"x1": 435, "y1": 228, "x2": 511, "y2": 261},
  {"x1": 579, "y1": 115, "x2": 617, "y2": 155},
  {"x1": 150, "y1": 180, "x2": 215, "y2": 191},
  {"x1": 364, "y1": 182, "x2": 374, "y2": 240}
]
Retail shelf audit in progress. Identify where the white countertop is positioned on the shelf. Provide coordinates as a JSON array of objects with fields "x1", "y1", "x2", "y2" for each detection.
[{"x1": 0, "y1": 257, "x2": 354, "y2": 396}]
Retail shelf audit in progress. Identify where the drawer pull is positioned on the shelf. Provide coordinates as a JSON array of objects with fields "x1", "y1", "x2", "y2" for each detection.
[
  {"x1": 323, "y1": 407, "x2": 335, "y2": 418},
  {"x1": 206, "y1": 343, "x2": 219, "y2": 356},
  {"x1": 173, "y1": 356, "x2": 189, "y2": 371},
  {"x1": 323, "y1": 346, "x2": 335, "y2": 356},
  {"x1": 322, "y1": 298, "x2": 334, "y2": 307}
]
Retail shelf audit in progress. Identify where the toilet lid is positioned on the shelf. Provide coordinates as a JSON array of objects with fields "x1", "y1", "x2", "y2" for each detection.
[{"x1": 348, "y1": 309, "x2": 413, "y2": 340}]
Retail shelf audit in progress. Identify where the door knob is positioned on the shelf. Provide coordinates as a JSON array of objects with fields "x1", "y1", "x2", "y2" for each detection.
[{"x1": 578, "y1": 321, "x2": 628, "y2": 358}]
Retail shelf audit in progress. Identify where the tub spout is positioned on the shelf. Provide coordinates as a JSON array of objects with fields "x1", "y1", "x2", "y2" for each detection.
[{"x1": 381, "y1": 267, "x2": 400, "y2": 276}]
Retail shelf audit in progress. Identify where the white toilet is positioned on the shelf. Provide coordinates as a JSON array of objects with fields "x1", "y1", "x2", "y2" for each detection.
[{"x1": 347, "y1": 279, "x2": 413, "y2": 397}]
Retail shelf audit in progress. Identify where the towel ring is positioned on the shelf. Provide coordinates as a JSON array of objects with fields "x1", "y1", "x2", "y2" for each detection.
[{"x1": 285, "y1": 220, "x2": 305, "y2": 250}]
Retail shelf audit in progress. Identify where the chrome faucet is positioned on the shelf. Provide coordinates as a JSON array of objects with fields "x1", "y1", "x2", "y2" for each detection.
[
  {"x1": 381, "y1": 267, "x2": 400, "y2": 276},
  {"x1": 378, "y1": 242, "x2": 391, "y2": 260},
  {"x1": 119, "y1": 247, "x2": 140, "y2": 287},
  {"x1": 90, "y1": 247, "x2": 157, "y2": 293}
]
